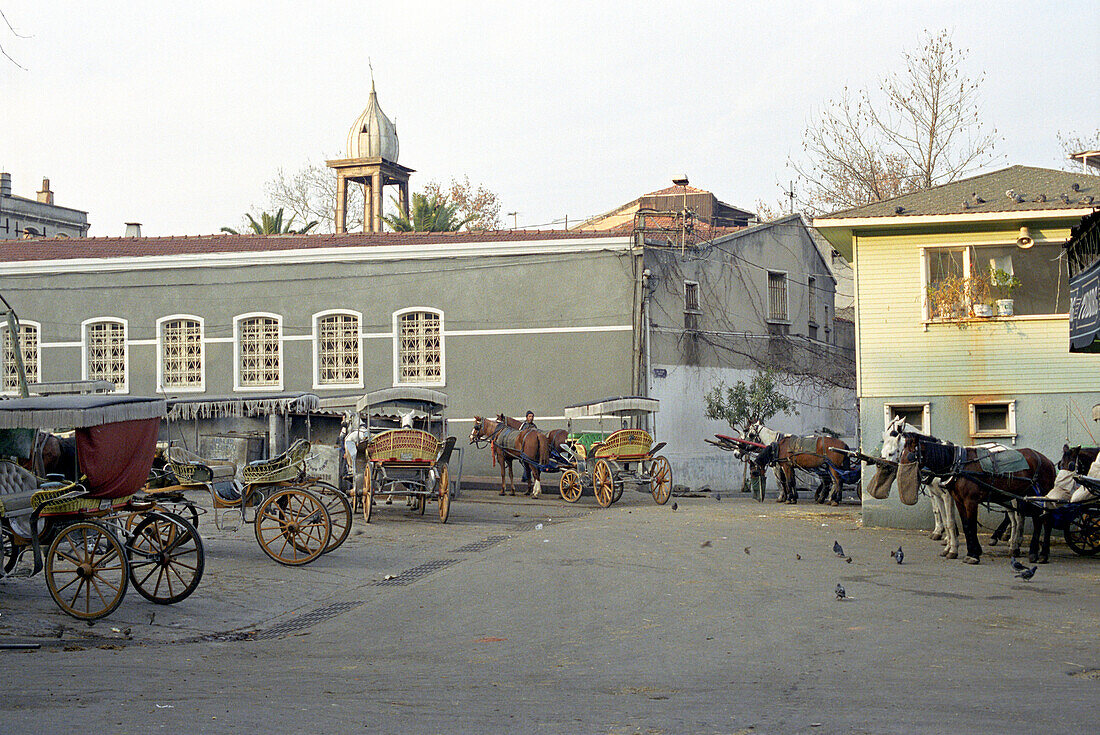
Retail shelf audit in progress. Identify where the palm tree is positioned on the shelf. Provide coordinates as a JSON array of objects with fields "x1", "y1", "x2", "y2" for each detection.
[
  {"x1": 382, "y1": 192, "x2": 474, "y2": 232},
  {"x1": 221, "y1": 208, "x2": 318, "y2": 235}
]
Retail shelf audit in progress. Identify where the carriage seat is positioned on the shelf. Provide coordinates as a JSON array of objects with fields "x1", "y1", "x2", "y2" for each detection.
[
  {"x1": 242, "y1": 439, "x2": 311, "y2": 484},
  {"x1": 167, "y1": 445, "x2": 237, "y2": 485},
  {"x1": 593, "y1": 429, "x2": 653, "y2": 460},
  {"x1": 0, "y1": 460, "x2": 39, "y2": 516}
]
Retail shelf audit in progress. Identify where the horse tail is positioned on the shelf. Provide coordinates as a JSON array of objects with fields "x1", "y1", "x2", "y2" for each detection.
[{"x1": 539, "y1": 433, "x2": 549, "y2": 468}]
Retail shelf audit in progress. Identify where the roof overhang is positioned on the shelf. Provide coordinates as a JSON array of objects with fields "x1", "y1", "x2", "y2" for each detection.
[{"x1": 813, "y1": 208, "x2": 1097, "y2": 261}]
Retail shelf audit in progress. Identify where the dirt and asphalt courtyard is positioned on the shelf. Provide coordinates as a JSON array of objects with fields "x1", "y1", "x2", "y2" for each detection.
[{"x1": 1, "y1": 484, "x2": 1098, "y2": 734}]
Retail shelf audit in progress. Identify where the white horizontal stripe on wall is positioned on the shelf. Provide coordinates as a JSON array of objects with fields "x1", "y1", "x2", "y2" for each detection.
[
  {"x1": 129, "y1": 339, "x2": 157, "y2": 346},
  {"x1": 451, "y1": 415, "x2": 621, "y2": 423},
  {"x1": 446, "y1": 325, "x2": 632, "y2": 337},
  {"x1": 39, "y1": 341, "x2": 82, "y2": 348}
]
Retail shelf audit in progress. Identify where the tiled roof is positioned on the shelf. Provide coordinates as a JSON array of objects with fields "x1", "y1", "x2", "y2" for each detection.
[
  {"x1": 820, "y1": 166, "x2": 1100, "y2": 219},
  {"x1": 0, "y1": 229, "x2": 625, "y2": 262},
  {"x1": 644, "y1": 183, "x2": 710, "y2": 197}
]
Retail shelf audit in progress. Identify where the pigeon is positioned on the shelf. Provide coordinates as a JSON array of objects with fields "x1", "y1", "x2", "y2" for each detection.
[
  {"x1": 122, "y1": 627, "x2": 132, "y2": 638},
  {"x1": 671, "y1": 502, "x2": 678, "y2": 511},
  {"x1": 1061, "y1": 193, "x2": 1072, "y2": 204},
  {"x1": 1009, "y1": 559, "x2": 1028, "y2": 573},
  {"x1": 1015, "y1": 565, "x2": 1037, "y2": 581},
  {"x1": 715, "y1": 494, "x2": 721, "y2": 501},
  {"x1": 795, "y1": 554, "x2": 802, "y2": 560},
  {"x1": 701, "y1": 540, "x2": 712, "y2": 548},
  {"x1": 892, "y1": 546, "x2": 904, "y2": 564},
  {"x1": 833, "y1": 540, "x2": 845, "y2": 557},
  {"x1": 835, "y1": 583, "x2": 847, "y2": 600},
  {"x1": 743, "y1": 547, "x2": 751, "y2": 555},
  {"x1": 974, "y1": 193, "x2": 986, "y2": 204}
]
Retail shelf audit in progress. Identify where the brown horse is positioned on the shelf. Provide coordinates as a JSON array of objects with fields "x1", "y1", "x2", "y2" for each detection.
[
  {"x1": 18, "y1": 431, "x2": 79, "y2": 480},
  {"x1": 469, "y1": 416, "x2": 549, "y2": 497},
  {"x1": 746, "y1": 421, "x2": 851, "y2": 505},
  {"x1": 900, "y1": 431, "x2": 1056, "y2": 564},
  {"x1": 495, "y1": 414, "x2": 569, "y2": 456}
]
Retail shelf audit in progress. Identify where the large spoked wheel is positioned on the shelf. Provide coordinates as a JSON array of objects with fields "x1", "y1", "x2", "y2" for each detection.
[
  {"x1": 416, "y1": 494, "x2": 427, "y2": 515},
  {"x1": 46, "y1": 521, "x2": 129, "y2": 620},
  {"x1": 593, "y1": 459, "x2": 615, "y2": 508},
  {"x1": 362, "y1": 464, "x2": 374, "y2": 523},
  {"x1": 307, "y1": 481, "x2": 352, "y2": 554},
  {"x1": 254, "y1": 489, "x2": 331, "y2": 566},
  {"x1": 649, "y1": 455, "x2": 673, "y2": 505},
  {"x1": 436, "y1": 463, "x2": 451, "y2": 523},
  {"x1": 1065, "y1": 506, "x2": 1100, "y2": 556},
  {"x1": 559, "y1": 470, "x2": 582, "y2": 503},
  {"x1": 126, "y1": 511, "x2": 204, "y2": 605}
]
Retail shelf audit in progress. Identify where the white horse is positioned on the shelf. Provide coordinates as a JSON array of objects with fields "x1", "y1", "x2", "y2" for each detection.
[
  {"x1": 342, "y1": 409, "x2": 417, "y2": 507},
  {"x1": 880, "y1": 417, "x2": 1026, "y2": 559}
]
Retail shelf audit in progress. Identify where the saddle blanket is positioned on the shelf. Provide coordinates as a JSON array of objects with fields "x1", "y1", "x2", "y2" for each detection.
[
  {"x1": 970, "y1": 444, "x2": 1029, "y2": 475},
  {"x1": 789, "y1": 435, "x2": 820, "y2": 455}
]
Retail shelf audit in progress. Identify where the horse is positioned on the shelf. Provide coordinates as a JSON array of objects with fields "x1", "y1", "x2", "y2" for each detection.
[
  {"x1": 469, "y1": 415, "x2": 548, "y2": 497},
  {"x1": 18, "y1": 431, "x2": 79, "y2": 481},
  {"x1": 746, "y1": 421, "x2": 851, "y2": 505},
  {"x1": 898, "y1": 430, "x2": 1056, "y2": 564},
  {"x1": 495, "y1": 414, "x2": 569, "y2": 458},
  {"x1": 1056, "y1": 444, "x2": 1100, "y2": 504}
]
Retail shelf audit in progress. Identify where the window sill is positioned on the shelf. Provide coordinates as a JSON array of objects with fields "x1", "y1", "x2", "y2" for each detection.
[
  {"x1": 766, "y1": 319, "x2": 791, "y2": 326},
  {"x1": 159, "y1": 385, "x2": 206, "y2": 394},
  {"x1": 923, "y1": 313, "x2": 1069, "y2": 326}
]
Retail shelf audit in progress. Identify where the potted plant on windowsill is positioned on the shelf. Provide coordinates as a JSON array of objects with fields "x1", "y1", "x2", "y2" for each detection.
[
  {"x1": 927, "y1": 276, "x2": 969, "y2": 320},
  {"x1": 968, "y1": 270, "x2": 994, "y2": 317},
  {"x1": 991, "y1": 268, "x2": 1021, "y2": 316}
]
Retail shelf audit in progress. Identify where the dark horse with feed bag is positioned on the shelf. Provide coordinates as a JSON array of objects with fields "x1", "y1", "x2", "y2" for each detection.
[
  {"x1": 469, "y1": 415, "x2": 549, "y2": 497},
  {"x1": 898, "y1": 431, "x2": 1056, "y2": 564},
  {"x1": 746, "y1": 422, "x2": 855, "y2": 505}
]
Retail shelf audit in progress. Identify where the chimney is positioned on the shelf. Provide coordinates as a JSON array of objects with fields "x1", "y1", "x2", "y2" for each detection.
[
  {"x1": 124, "y1": 222, "x2": 142, "y2": 237},
  {"x1": 37, "y1": 178, "x2": 54, "y2": 205},
  {"x1": 671, "y1": 174, "x2": 690, "y2": 186},
  {"x1": 0, "y1": 172, "x2": 10, "y2": 198}
]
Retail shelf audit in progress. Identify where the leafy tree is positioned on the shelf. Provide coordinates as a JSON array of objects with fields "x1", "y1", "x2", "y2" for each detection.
[
  {"x1": 220, "y1": 208, "x2": 318, "y2": 235},
  {"x1": 703, "y1": 369, "x2": 797, "y2": 437},
  {"x1": 381, "y1": 191, "x2": 473, "y2": 232},
  {"x1": 421, "y1": 176, "x2": 502, "y2": 230},
  {"x1": 794, "y1": 30, "x2": 998, "y2": 214}
]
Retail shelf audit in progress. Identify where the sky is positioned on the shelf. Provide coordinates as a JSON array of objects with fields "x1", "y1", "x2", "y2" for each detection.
[{"x1": 1, "y1": 1, "x2": 1097, "y2": 237}]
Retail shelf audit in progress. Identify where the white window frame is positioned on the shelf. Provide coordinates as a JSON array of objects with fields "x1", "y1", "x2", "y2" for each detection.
[
  {"x1": 884, "y1": 402, "x2": 930, "y2": 434},
  {"x1": 767, "y1": 270, "x2": 789, "y2": 323},
  {"x1": 81, "y1": 317, "x2": 129, "y2": 394},
  {"x1": 233, "y1": 312, "x2": 283, "y2": 392},
  {"x1": 156, "y1": 314, "x2": 205, "y2": 393},
  {"x1": 392, "y1": 307, "x2": 445, "y2": 388},
  {"x1": 807, "y1": 275, "x2": 818, "y2": 327},
  {"x1": 969, "y1": 400, "x2": 1017, "y2": 439},
  {"x1": 684, "y1": 280, "x2": 700, "y2": 313},
  {"x1": 2, "y1": 319, "x2": 41, "y2": 394},
  {"x1": 312, "y1": 309, "x2": 364, "y2": 390}
]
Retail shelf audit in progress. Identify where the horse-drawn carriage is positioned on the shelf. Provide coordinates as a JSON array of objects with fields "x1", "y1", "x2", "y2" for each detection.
[
  {"x1": 352, "y1": 388, "x2": 458, "y2": 523},
  {"x1": 1, "y1": 395, "x2": 204, "y2": 619},
  {"x1": 558, "y1": 397, "x2": 672, "y2": 507}
]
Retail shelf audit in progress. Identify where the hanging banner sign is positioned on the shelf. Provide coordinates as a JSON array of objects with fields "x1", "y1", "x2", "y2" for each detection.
[{"x1": 1070, "y1": 257, "x2": 1100, "y2": 352}]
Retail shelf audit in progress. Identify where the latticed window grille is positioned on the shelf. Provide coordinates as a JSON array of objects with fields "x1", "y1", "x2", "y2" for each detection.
[
  {"x1": 86, "y1": 321, "x2": 126, "y2": 388},
  {"x1": 161, "y1": 318, "x2": 203, "y2": 388},
  {"x1": 238, "y1": 317, "x2": 280, "y2": 387},
  {"x1": 398, "y1": 311, "x2": 441, "y2": 384},
  {"x1": 2, "y1": 324, "x2": 38, "y2": 391},
  {"x1": 318, "y1": 313, "x2": 360, "y2": 385},
  {"x1": 768, "y1": 272, "x2": 788, "y2": 321}
]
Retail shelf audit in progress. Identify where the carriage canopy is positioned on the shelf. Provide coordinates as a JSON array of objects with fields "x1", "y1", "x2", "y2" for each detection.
[{"x1": 564, "y1": 396, "x2": 659, "y2": 419}]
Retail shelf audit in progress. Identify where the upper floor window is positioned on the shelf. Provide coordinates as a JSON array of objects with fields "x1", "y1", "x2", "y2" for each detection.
[
  {"x1": 807, "y1": 276, "x2": 818, "y2": 326},
  {"x1": 924, "y1": 243, "x2": 1066, "y2": 320},
  {"x1": 158, "y1": 316, "x2": 204, "y2": 391},
  {"x1": 84, "y1": 318, "x2": 127, "y2": 392},
  {"x1": 315, "y1": 311, "x2": 361, "y2": 387},
  {"x1": 236, "y1": 314, "x2": 281, "y2": 389},
  {"x1": 684, "y1": 281, "x2": 700, "y2": 312},
  {"x1": 2, "y1": 321, "x2": 39, "y2": 392},
  {"x1": 767, "y1": 272, "x2": 788, "y2": 322},
  {"x1": 395, "y1": 309, "x2": 443, "y2": 386}
]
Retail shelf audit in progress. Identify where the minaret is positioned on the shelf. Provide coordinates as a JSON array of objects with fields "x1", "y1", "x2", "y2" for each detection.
[{"x1": 327, "y1": 77, "x2": 414, "y2": 233}]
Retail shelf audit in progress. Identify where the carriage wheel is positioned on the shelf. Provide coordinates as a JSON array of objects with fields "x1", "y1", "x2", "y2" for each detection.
[
  {"x1": 593, "y1": 460, "x2": 614, "y2": 508},
  {"x1": 417, "y1": 494, "x2": 427, "y2": 515},
  {"x1": 559, "y1": 470, "x2": 582, "y2": 503},
  {"x1": 1065, "y1": 506, "x2": 1100, "y2": 556},
  {"x1": 362, "y1": 464, "x2": 374, "y2": 523},
  {"x1": 125, "y1": 511, "x2": 204, "y2": 605},
  {"x1": 254, "y1": 488, "x2": 331, "y2": 566},
  {"x1": 305, "y1": 481, "x2": 352, "y2": 554},
  {"x1": 436, "y1": 463, "x2": 451, "y2": 523},
  {"x1": 46, "y1": 521, "x2": 129, "y2": 620},
  {"x1": 649, "y1": 455, "x2": 673, "y2": 505}
]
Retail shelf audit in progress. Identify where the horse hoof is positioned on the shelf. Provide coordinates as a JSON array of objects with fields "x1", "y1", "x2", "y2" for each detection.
[
  {"x1": 930, "y1": 532, "x2": 943, "y2": 541},
  {"x1": 1039, "y1": 555, "x2": 1049, "y2": 564},
  {"x1": 945, "y1": 551, "x2": 958, "y2": 559},
  {"x1": 829, "y1": 501, "x2": 839, "y2": 507},
  {"x1": 939, "y1": 548, "x2": 948, "y2": 557},
  {"x1": 498, "y1": 490, "x2": 506, "y2": 496},
  {"x1": 509, "y1": 491, "x2": 516, "y2": 497},
  {"x1": 1028, "y1": 553, "x2": 1037, "y2": 564},
  {"x1": 964, "y1": 556, "x2": 980, "y2": 565}
]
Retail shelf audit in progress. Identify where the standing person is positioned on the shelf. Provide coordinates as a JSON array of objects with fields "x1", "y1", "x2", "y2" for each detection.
[{"x1": 520, "y1": 410, "x2": 537, "y2": 484}]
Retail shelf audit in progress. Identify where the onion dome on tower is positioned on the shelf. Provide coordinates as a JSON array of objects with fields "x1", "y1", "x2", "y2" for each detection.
[{"x1": 346, "y1": 79, "x2": 400, "y2": 163}]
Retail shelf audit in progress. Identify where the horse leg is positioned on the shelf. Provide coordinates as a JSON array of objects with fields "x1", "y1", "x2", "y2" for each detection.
[
  {"x1": 498, "y1": 453, "x2": 507, "y2": 496},
  {"x1": 531, "y1": 468, "x2": 541, "y2": 499},
  {"x1": 785, "y1": 466, "x2": 798, "y2": 504},
  {"x1": 773, "y1": 466, "x2": 786, "y2": 503},
  {"x1": 829, "y1": 468, "x2": 842, "y2": 506},
  {"x1": 1009, "y1": 508, "x2": 1024, "y2": 559},
  {"x1": 929, "y1": 490, "x2": 946, "y2": 541},
  {"x1": 989, "y1": 513, "x2": 1008, "y2": 547},
  {"x1": 933, "y1": 482, "x2": 958, "y2": 558},
  {"x1": 954, "y1": 490, "x2": 983, "y2": 564}
]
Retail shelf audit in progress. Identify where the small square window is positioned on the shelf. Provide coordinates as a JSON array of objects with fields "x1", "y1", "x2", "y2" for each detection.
[
  {"x1": 969, "y1": 401, "x2": 1016, "y2": 437},
  {"x1": 684, "y1": 281, "x2": 700, "y2": 312},
  {"x1": 884, "y1": 403, "x2": 929, "y2": 434}
]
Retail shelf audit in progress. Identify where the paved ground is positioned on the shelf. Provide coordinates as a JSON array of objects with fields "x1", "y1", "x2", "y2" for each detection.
[{"x1": 2, "y1": 485, "x2": 1098, "y2": 734}]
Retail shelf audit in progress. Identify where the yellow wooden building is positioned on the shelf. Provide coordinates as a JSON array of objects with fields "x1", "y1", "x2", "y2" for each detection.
[{"x1": 814, "y1": 165, "x2": 1100, "y2": 527}]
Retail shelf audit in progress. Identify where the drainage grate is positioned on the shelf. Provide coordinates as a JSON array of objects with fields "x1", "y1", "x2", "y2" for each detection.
[
  {"x1": 373, "y1": 558, "x2": 459, "y2": 586},
  {"x1": 254, "y1": 600, "x2": 365, "y2": 640},
  {"x1": 452, "y1": 535, "x2": 509, "y2": 553}
]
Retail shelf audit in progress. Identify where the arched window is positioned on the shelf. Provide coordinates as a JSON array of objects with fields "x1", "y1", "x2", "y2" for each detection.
[
  {"x1": 158, "y1": 316, "x2": 204, "y2": 391},
  {"x1": 235, "y1": 313, "x2": 282, "y2": 389},
  {"x1": 314, "y1": 311, "x2": 361, "y2": 388},
  {"x1": 83, "y1": 318, "x2": 128, "y2": 392},
  {"x1": 393, "y1": 308, "x2": 443, "y2": 386},
  {"x1": 2, "y1": 320, "x2": 39, "y2": 392}
]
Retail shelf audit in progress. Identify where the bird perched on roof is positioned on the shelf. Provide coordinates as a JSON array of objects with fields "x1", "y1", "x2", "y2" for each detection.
[
  {"x1": 1015, "y1": 565, "x2": 1037, "y2": 581},
  {"x1": 974, "y1": 193, "x2": 986, "y2": 204},
  {"x1": 835, "y1": 583, "x2": 847, "y2": 600},
  {"x1": 892, "y1": 546, "x2": 904, "y2": 564},
  {"x1": 1061, "y1": 193, "x2": 1072, "y2": 204},
  {"x1": 1013, "y1": 193, "x2": 1025, "y2": 204},
  {"x1": 833, "y1": 540, "x2": 845, "y2": 557}
]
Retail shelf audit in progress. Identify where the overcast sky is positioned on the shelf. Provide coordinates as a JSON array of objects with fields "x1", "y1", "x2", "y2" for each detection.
[{"x1": 1, "y1": 1, "x2": 1097, "y2": 237}]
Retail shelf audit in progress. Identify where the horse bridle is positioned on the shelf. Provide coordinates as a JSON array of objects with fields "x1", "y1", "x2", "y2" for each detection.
[{"x1": 470, "y1": 417, "x2": 505, "y2": 448}]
